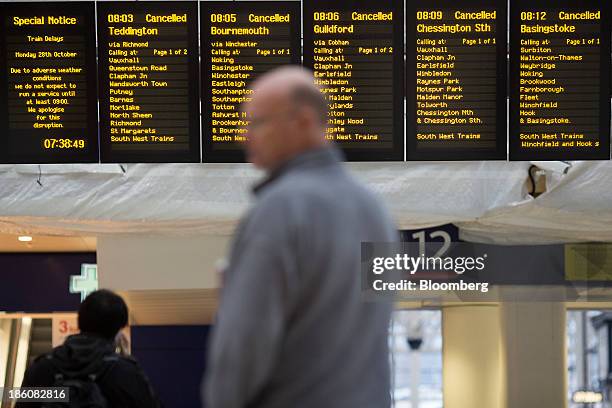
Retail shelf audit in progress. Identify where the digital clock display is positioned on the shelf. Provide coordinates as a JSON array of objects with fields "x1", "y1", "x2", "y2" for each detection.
[{"x1": 42, "y1": 138, "x2": 86, "y2": 149}]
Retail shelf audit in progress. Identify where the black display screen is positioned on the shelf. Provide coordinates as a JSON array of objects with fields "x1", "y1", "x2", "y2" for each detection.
[
  {"x1": 303, "y1": 0, "x2": 404, "y2": 161},
  {"x1": 0, "y1": 2, "x2": 98, "y2": 163},
  {"x1": 406, "y1": 0, "x2": 507, "y2": 160},
  {"x1": 201, "y1": 1, "x2": 301, "y2": 163},
  {"x1": 97, "y1": 1, "x2": 200, "y2": 163},
  {"x1": 509, "y1": 0, "x2": 611, "y2": 160}
]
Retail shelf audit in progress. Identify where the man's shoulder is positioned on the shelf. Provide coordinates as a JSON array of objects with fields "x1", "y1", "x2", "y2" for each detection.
[
  {"x1": 251, "y1": 172, "x2": 311, "y2": 212},
  {"x1": 115, "y1": 354, "x2": 142, "y2": 368},
  {"x1": 29, "y1": 351, "x2": 140, "y2": 375},
  {"x1": 261, "y1": 169, "x2": 319, "y2": 196},
  {"x1": 255, "y1": 166, "x2": 388, "y2": 217},
  {"x1": 260, "y1": 166, "x2": 362, "y2": 201},
  {"x1": 94, "y1": 355, "x2": 150, "y2": 390},
  {"x1": 107, "y1": 354, "x2": 146, "y2": 376},
  {"x1": 25, "y1": 353, "x2": 57, "y2": 379}
]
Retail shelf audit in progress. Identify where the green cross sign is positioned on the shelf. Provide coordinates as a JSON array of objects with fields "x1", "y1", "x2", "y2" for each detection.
[{"x1": 70, "y1": 264, "x2": 99, "y2": 302}]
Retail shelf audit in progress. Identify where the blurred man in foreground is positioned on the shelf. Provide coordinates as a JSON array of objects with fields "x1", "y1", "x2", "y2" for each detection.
[{"x1": 203, "y1": 67, "x2": 397, "y2": 408}]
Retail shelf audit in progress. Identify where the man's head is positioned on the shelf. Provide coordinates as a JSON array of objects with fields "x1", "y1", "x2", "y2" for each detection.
[
  {"x1": 243, "y1": 66, "x2": 329, "y2": 171},
  {"x1": 78, "y1": 289, "x2": 128, "y2": 340}
]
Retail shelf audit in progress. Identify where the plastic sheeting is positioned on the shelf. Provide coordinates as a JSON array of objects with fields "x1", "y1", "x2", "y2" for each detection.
[
  {"x1": 0, "y1": 161, "x2": 531, "y2": 239},
  {"x1": 2, "y1": 160, "x2": 611, "y2": 243},
  {"x1": 460, "y1": 161, "x2": 612, "y2": 244}
]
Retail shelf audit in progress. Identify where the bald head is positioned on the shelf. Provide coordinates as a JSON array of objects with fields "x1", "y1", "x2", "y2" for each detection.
[
  {"x1": 251, "y1": 67, "x2": 328, "y2": 124},
  {"x1": 243, "y1": 67, "x2": 329, "y2": 171}
]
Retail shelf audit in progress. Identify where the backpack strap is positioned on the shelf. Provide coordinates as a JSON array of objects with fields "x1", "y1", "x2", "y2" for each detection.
[{"x1": 91, "y1": 355, "x2": 120, "y2": 382}]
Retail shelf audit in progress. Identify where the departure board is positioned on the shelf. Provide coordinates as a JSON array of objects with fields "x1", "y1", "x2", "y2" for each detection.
[
  {"x1": 201, "y1": 2, "x2": 301, "y2": 162},
  {"x1": 0, "y1": 2, "x2": 98, "y2": 164},
  {"x1": 407, "y1": 0, "x2": 507, "y2": 161},
  {"x1": 303, "y1": 0, "x2": 404, "y2": 161},
  {"x1": 97, "y1": 2, "x2": 200, "y2": 163},
  {"x1": 510, "y1": 0, "x2": 611, "y2": 160}
]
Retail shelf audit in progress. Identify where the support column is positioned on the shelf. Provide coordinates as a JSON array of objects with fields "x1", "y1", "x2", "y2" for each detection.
[
  {"x1": 499, "y1": 301, "x2": 567, "y2": 408},
  {"x1": 442, "y1": 305, "x2": 503, "y2": 408},
  {"x1": 0, "y1": 319, "x2": 12, "y2": 387}
]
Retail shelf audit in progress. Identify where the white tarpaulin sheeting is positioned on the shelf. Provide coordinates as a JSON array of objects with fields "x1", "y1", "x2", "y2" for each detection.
[
  {"x1": 0, "y1": 160, "x2": 609, "y2": 243},
  {"x1": 460, "y1": 160, "x2": 612, "y2": 244},
  {"x1": 0, "y1": 161, "x2": 529, "y2": 238}
]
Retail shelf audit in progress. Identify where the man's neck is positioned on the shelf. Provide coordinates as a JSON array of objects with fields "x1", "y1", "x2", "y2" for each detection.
[{"x1": 269, "y1": 143, "x2": 327, "y2": 173}]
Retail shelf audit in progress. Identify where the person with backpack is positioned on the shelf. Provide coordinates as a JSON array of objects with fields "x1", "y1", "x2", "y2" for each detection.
[{"x1": 16, "y1": 290, "x2": 161, "y2": 408}]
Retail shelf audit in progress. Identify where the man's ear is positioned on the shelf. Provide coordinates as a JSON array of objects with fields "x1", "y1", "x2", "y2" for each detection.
[{"x1": 296, "y1": 105, "x2": 317, "y2": 130}]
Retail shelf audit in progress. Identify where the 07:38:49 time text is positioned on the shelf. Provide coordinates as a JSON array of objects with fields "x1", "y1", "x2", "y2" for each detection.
[{"x1": 42, "y1": 138, "x2": 86, "y2": 149}]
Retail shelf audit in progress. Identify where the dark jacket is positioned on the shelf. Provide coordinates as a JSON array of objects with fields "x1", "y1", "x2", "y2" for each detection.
[{"x1": 16, "y1": 333, "x2": 160, "y2": 408}]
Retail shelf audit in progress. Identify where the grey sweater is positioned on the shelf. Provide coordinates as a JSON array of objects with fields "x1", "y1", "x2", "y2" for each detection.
[{"x1": 203, "y1": 147, "x2": 396, "y2": 408}]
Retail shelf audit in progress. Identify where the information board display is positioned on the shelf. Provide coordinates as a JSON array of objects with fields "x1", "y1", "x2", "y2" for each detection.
[
  {"x1": 97, "y1": 2, "x2": 200, "y2": 163},
  {"x1": 510, "y1": 0, "x2": 611, "y2": 160},
  {"x1": 407, "y1": 0, "x2": 507, "y2": 160},
  {"x1": 201, "y1": 2, "x2": 301, "y2": 162},
  {"x1": 303, "y1": 0, "x2": 404, "y2": 161},
  {"x1": 0, "y1": 2, "x2": 98, "y2": 163}
]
